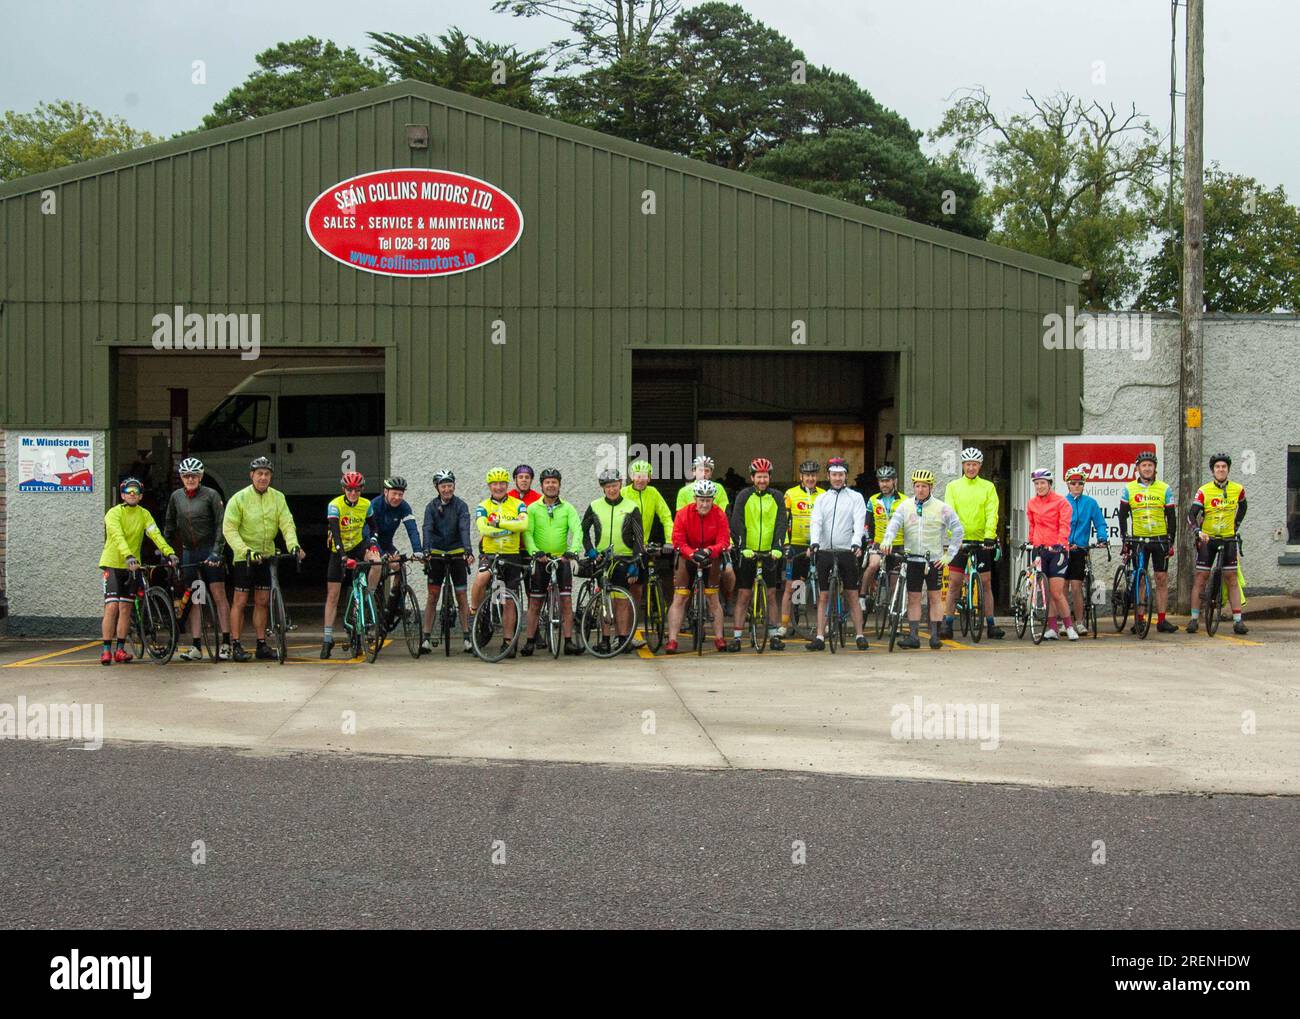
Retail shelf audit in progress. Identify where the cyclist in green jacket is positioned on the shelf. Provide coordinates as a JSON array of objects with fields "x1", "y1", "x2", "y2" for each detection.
[
  {"x1": 521, "y1": 468, "x2": 583, "y2": 656},
  {"x1": 728, "y1": 457, "x2": 788, "y2": 651},
  {"x1": 942, "y1": 447, "x2": 1004, "y2": 639},
  {"x1": 98, "y1": 477, "x2": 178, "y2": 665},
  {"x1": 221, "y1": 457, "x2": 304, "y2": 661}
]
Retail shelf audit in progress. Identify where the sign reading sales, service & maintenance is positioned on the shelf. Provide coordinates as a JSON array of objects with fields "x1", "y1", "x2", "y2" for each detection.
[{"x1": 305, "y1": 169, "x2": 523, "y2": 278}]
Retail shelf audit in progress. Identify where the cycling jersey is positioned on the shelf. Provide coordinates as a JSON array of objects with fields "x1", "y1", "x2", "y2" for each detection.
[
  {"x1": 525, "y1": 498, "x2": 582, "y2": 556},
  {"x1": 366, "y1": 497, "x2": 422, "y2": 554},
  {"x1": 99, "y1": 504, "x2": 175, "y2": 569},
  {"x1": 1026, "y1": 491, "x2": 1071, "y2": 547},
  {"x1": 509, "y1": 488, "x2": 542, "y2": 507},
  {"x1": 475, "y1": 496, "x2": 529, "y2": 554},
  {"x1": 865, "y1": 490, "x2": 904, "y2": 547},
  {"x1": 672, "y1": 504, "x2": 730, "y2": 560},
  {"x1": 783, "y1": 484, "x2": 824, "y2": 545},
  {"x1": 621, "y1": 483, "x2": 674, "y2": 543},
  {"x1": 1192, "y1": 480, "x2": 1246, "y2": 538},
  {"x1": 581, "y1": 497, "x2": 644, "y2": 558},
  {"x1": 945, "y1": 475, "x2": 999, "y2": 541},
  {"x1": 423, "y1": 495, "x2": 472, "y2": 553},
  {"x1": 1121, "y1": 479, "x2": 1174, "y2": 537},
  {"x1": 675, "y1": 482, "x2": 729, "y2": 512},
  {"x1": 731, "y1": 486, "x2": 787, "y2": 553},
  {"x1": 164, "y1": 485, "x2": 224, "y2": 559},
  {"x1": 327, "y1": 494, "x2": 372, "y2": 553},
  {"x1": 1065, "y1": 491, "x2": 1108, "y2": 547},
  {"x1": 223, "y1": 485, "x2": 300, "y2": 559},
  {"x1": 880, "y1": 496, "x2": 964, "y2": 560}
]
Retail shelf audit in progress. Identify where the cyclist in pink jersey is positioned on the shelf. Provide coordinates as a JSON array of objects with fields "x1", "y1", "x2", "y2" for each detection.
[{"x1": 1025, "y1": 468, "x2": 1077, "y2": 641}]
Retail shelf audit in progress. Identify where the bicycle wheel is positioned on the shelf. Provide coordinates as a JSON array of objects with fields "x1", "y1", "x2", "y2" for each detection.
[
  {"x1": 957, "y1": 573, "x2": 971, "y2": 636},
  {"x1": 400, "y1": 586, "x2": 422, "y2": 658},
  {"x1": 268, "y1": 583, "x2": 288, "y2": 664},
  {"x1": 142, "y1": 586, "x2": 177, "y2": 663},
  {"x1": 1204, "y1": 559, "x2": 1222, "y2": 637},
  {"x1": 749, "y1": 580, "x2": 768, "y2": 652},
  {"x1": 1110, "y1": 566, "x2": 1130, "y2": 632},
  {"x1": 350, "y1": 587, "x2": 380, "y2": 662},
  {"x1": 473, "y1": 586, "x2": 522, "y2": 662},
  {"x1": 440, "y1": 590, "x2": 455, "y2": 657},
  {"x1": 1135, "y1": 559, "x2": 1154, "y2": 639},
  {"x1": 199, "y1": 588, "x2": 221, "y2": 664},
  {"x1": 1028, "y1": 574, "x2": 1048, "y2": 645},
  {"x1": 581, "y1": 585, "x2": 630, "y2": 658},
  {"x1": 693, "y1": 578, "x2": 706, "y2": 655},
  {"x1": 872, "y1": 571, "x2": 888, "y2": 639},
  {"x1": 887, "y1": 566, "x2": 905, "y2": 652},
  {"x1": 970, "y1": 573, "x2": 983, "y2": 644},
  {"x1": 827, "y1": 577, "x2": 841, "y2": 654},
  {"x1": 644, "y1": 576, "x2": 666, "y2": 653},
  {"x1": 1085, "y1": 572, "x2": 1099, "y2": 638}
]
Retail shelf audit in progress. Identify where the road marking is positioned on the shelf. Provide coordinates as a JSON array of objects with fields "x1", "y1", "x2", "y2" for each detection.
[
  {"x1": 2, "y1": 641, "x2": 101, "y2": 668},
  {"x1": 1210, "y1": 633, "x2": 1265, "y2": 647}
]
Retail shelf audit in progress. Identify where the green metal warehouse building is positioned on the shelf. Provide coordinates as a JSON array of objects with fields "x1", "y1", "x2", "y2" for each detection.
[{"x1": 0, "y1": 80, "x2": 1081, "y2": 632}]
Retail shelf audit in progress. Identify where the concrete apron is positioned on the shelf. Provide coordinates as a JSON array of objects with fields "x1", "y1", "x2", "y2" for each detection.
[{"x1": 1, "y1": 629, "x2": 1296, "y2": 795}]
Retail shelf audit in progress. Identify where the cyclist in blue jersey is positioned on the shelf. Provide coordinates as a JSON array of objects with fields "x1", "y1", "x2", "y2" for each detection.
[{"x1": 366, "y1": 476, "x2": 425, "y2": 628}]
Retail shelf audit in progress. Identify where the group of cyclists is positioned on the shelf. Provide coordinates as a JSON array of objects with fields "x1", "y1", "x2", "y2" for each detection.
[{"x1": 96, "y1": 443, "x2": 1248, "y2": 664}]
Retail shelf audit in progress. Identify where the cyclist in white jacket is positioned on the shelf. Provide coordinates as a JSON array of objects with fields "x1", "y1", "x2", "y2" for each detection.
[
  {"x1": 806, "y1": 457, "x2": 869, "y2": 651},
  {"x1": 880, "y1": 468, "x2": 964, "y2": 649}
]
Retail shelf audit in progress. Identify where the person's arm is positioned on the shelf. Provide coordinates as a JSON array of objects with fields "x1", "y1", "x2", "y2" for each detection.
[
  {"x1": 771, "y1": 492, "x2": 789, "y2": 553},
  {"x1": 565, "y1": 504, "x2": 583, "y2": 555},
  {"x1": 456, "y1": 501, "x2": 473, "y2": 552},
  {"x1": 852, "y1": 492, "x2": 868, "y2": 549},
  {"x1": 580, "y1": 505, "x2": 598, "y2": 554},
  {"x1": 501, "y1": 502, "x2": 529, "y2": 534},
  {"x1": 880, "y1": 503, "x2": 904, "y2": 549},
  {"x1": 654, "y1": 489, "x2": 674, "y2": 543},
  {"x1": 1093, "y1": 499, "x2": 1108, "y2": 543},
  {"x1": 144, "y1": 510, "x2": 175, "y2": 558},
  {"x1": 809, "y1": 498, "x2": 824, "y2": 548},
  {"x1": 707, "y1": 508, "x2": 730, "y2": 558},
  {"x1": 207, "y1": 490, "x2": 226, "y2": 560},
  {"x1": 363, "y1": 501, "x2": 381, "y2": 549},
  {"x1": 327, "y1": 503, "x2": 345, "y2": 553},
  {"x1": 163, "y1": 492, "x2": 178, "y2": 547},
  {"x1": 1236, "y1": 490, "x2": 1248, "y2": 529},
  {"x1": 1117, "y1": 497, "x2": 1131, "y2": 539},
  {"x1": 223, "y1": 494, "x2": 249, "y2": 561},
  {"x1": 984, "y1": 484, "x2": 999, "y2": 541},
  {"x1": 277, "y1": 494, "x2": 300, "y2": 552},
  {"x1": 1057, "y1": 497, "x2": 1072, "y2": 547},
  {"x1": 524, "y1": 507, "x2": 540, "y2": 555},
  {"x1": 730, "y1": 489, "x2": 749, "y2": 548},
  {"x1": 1164, "y1": 489, "x2": 1178, "y2": 541},
  {"x1": 622, "y1": 507, "x2": 645, "y2": 556},
  {"x1": 674, "y1": 507, "x2": 698, "y2": 558},
  {"x1": 475, "y1": 504, "x2": 495, "y2": 538},
  {"x1": 422, "y1": 502, "x2": 435, "y2": 551},
  {"x1": 943, "y1": 506, "x2": 965, "y2": 560},
  {"x1": 1188, "y1": 489, "x2": 1206, "y2": 530}
]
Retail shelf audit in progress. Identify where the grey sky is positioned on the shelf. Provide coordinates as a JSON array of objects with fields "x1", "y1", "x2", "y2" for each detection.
[{"x1": 4, "y1": 0, "x2": 1294, "y2": 196}]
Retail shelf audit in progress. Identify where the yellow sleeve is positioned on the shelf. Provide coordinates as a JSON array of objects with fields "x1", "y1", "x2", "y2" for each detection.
[
  {"x1": 144, "y1": 511, "x2": 174, "y2": 557},
  {"x1": 278, "y1": 494, "x2": 300, "y2": 551},
  {"x1": 223, "y1": 493, "x2": 249, "y2": 560},
  {"x1": 106, "y1": 508, "x2": 133, "y2": 563},
  {"x1": 502, "y1": 506, "x2": 529, "y2": 533},
  {"x1": 657, "y1": 489, "x2": 674, "y2": 541}
]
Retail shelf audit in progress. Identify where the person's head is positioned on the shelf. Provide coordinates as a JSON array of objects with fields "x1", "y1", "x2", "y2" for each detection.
[
  {"x1": 486, "y1": 467, "x2": 510, "y2": 500},
  {"x1": 827, "y1": 457, "x2": 849, "y2": 489},
  {"x1": 249, "y1": 456, "x2": 273, "y2": 492},
  {"x1": 1135, "y1": 451, "x2": 1157, "y2": 482},
  {"x1": 692, "y1": 454, "x2": 715, "y2": 482},
  {"x1": 629, "y1": 459, "x2": 652, "y2": 491},
  {"x1": 692, "y1": 478, "x2": 717, "y2": 514},
  {"x1": 513, "y1": 464, "x2": 534, "y2": 493},
  {"x1": 382, "y1": 476, "x2": 406, "y2": 507},
  {"x1": 750, "y1": 457, "x2": 772, "y2": 493},
  {"x1": 1209, "y1": 453, "x2": 1231, "y2": 483},
  {"x1": 178, "y1": 457, "x2": 204, "y2": 493},
  {"x1": 433, "y1": 470, "x2": 455, "y2": 501},
  {"x1": 910, "y1": 468, "x2": 934, "y2": 502},
  {"x1": 1031, "y1": 468, "x2": 1053, "y2": 496},
  {"x1": 598, "y1": 468, "x2": 622, "y2": 501},
  {"x1": 341, "y1": 471, "x2": 365, "y2": 504},
  {"x1": 540, "y1": 468, "x2": 561, "y2": 500},
  {"x1": 798, "y1": 460, "x2": 819, "y2": 490},
  {"x1": 960, "y1": 447, "x2": 984, "y2": 478},
  {"x1": 1064, "y1": 465, "x2": 1087, "y2": 495},
  {"x1": 119, "y1": 476, "x2": 144, "y2": 505},
  {"x1": 876, "y1": 463, "x2": 897, "y2": 496}
]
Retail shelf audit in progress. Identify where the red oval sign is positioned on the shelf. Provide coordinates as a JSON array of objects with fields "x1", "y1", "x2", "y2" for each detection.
[{"x1": 305, "y1": 169, "x2": 523, "y2": 277}]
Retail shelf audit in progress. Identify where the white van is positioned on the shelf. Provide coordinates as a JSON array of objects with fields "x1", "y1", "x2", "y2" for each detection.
[{"x1": 188, "y1": 365, "x2": 385, "y2": 500}]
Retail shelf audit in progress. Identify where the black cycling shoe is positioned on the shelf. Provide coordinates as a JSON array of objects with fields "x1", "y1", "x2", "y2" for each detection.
[
  {"x1": 1186, "y1": 618, "x2": 1199, "y2": 633},
  {"x1": 254, "y1": 643, "x2": 277, "y2": 661},
  {"x1": 596, "y1": 638, "x2": 611, "y2": 655},
  {"x1": 769, "y1": 636, "x2": 785, "y2": 651},
  {"x1": 938, "y1": 621, "x2": 954, "y2": 640},
  {"x1": 502, "y1": 642, "x2": 517, "y2": 659},
  {"x1": 619, "y1": 638, "x2": 635, "y2": 654},
  {"x1": 564, "y1": 638, "x2": 582, "y2": 655},
  {"x1": 805, "y1": 636, "x2": 825, "y2": 651},
  {"x1": 1233, "y1": 620, "x2": 1249, "y2": 635},
  {"x1": 987, "y1": 623, "x2": 1005, "y2": 639},
  {"x1": 319, "y1": 640, "x2": 334, "y2": 659},
  {"x1": 1156, "y1": 620, "x2": 1179, "y2": 633},
  {"x1": 519, "y1": 638, "x2": 535, "y2": 657},
  {"x1": 897, "y1": 634, "x2": 920, "y2": 649},
  {"x1": 230, "y1": 643, "x2": 251, "y2": 662},
  {"x1": 929, "y1": 630, "x2": 942, "y2": 649},
  {"x1": 855, "y1": 634, "x2": 869, "y2": 650},
  {"x1": 726, "y1": 638, "x2": 742, "y2": 652}
]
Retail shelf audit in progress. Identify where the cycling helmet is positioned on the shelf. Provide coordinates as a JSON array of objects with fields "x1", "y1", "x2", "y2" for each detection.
[
  {"x1": 827, "y1": 457, "x2": 849, "y2": 473},
  {"x1": 485, "y1": 468, "x2": 511, "y2": 484},
  {"x1": 910, "y1": 469, "x2": 935, "y2": 485},
  {"x1": 692, "y1": 479, "x2": 717, "y2": 498},
  {"x1": 876, "y1": 464, "x2": 897, "y2": 479},
  {"x1": 119, "y1": 476, "x2": 144, "y2": 494},
  {"x1": 750, "y1": 457, "x2": 773, "y2": 474},
  {"x1": 1208, "y1": 452, "x2": 1232, "y2": 469},
  {"x1": 692, "y1": 454, "x2": 715, "y2": 470},
  {"x1": 629, "y1": 459, "x2": 653, "y2": 477},
  {"x1": 1135, "y1": 451, "x2": 1158, "y2": 466},
  {"x1": 798, "y1": 460, "x2": 820, "y2": 474},
  {"x1": 432, "y1": 470, "x2": 455, "y2": 486},
  {"x1": 341, "y1": 471, "x2": 365, "y2": 490},
  {"x1": 1064, "y1": 465, "x2": 1087, "y2": 482},
  {"x1": 540, "y1": 468, "x2": 562, "y2": 481},
  {"x1": 177, "y1": 457, "x2": 204, "y2": 475},
  {"x1": 598, "y1": 469, "x2": 622, "y2": 486},
  {"x1": 1031, "y1": 468, "x2": 1054, "y2": 483},
  {"x1": 383, "y1": 476, "x2": 407, "y2": 491},
  {"x1": 513, "y1": 464, "x2": 534, "y2": 479},
  {"x1": 960, "y1": 447, "x2": 984, "y2": 463},
  {"x1": 249, "y1": 456, "x2": 273, "y2": 472}
]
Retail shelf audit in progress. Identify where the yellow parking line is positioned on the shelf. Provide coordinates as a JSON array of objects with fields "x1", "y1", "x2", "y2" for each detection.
[
  {"x1": 1210, "y1": 634, "x2": 1265, "y2": 647},
  {"x1": 2, "y1": 641, "x2": 101, "y2": 668}
]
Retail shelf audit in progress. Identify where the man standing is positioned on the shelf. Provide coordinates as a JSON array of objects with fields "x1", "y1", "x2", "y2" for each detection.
[
  {"x1": 1118, "y1": 451, "x2": 1179, "y2": 634},
  {"x1": 728, "y1": 458, "x2": 788, "y2": 651},
  {"x1": 942, "y1": 447, "x2": 1003, "y2": 640},
  {"x1": 521, "y1": 468, "x2": 583, "y2": 656},
  {"x1": 421, "y1": 470, "x2": 474, "y2": 654},
  {"x1": 806, "y1": 457, "x2": 869, "y2": 651},
  {"x1": 881, "y1": 469, "x2": 964, "y2": 649}
]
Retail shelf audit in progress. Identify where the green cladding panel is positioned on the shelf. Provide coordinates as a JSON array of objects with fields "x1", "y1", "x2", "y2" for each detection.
[{"x1": 0, "y1": 81, "x2": 1082, "y2": 434}]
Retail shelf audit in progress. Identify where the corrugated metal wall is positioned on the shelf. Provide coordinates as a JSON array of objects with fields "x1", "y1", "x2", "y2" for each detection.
[{"x1": 0, "y1": 82, "x2": 1081, "y2": 435}]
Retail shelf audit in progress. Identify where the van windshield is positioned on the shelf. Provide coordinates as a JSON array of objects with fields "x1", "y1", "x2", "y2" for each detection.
[{"x1": 190, "y1": 395, "x2": 270, "y2": 452}]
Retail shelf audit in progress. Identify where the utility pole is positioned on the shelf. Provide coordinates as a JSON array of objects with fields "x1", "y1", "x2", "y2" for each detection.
[{"x1": 1177, "y1": 0, "x2": 1204, "y2": 613}]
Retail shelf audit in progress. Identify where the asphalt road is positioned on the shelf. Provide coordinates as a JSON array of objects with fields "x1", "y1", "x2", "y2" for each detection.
[{"x1": 2, "y1": 739, "x2": 1294, "y2": 929}]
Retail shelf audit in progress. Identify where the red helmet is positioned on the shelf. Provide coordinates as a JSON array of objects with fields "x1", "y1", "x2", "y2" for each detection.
[
  {"x1": 750, "y1": 457, "x2": 773, "y2": 474},
  {"x1": 341, "y1": 471, "x2": 365, "y2": 490}
]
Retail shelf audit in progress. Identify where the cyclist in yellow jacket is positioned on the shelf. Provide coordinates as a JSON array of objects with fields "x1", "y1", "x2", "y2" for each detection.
[
  {"x1": 98, "y1": 476, "x2": 177, "y2": 665},
  {"x1": 471, "y1": 467, "x2": 530, "y2": 658},
  {"x1": 941, "y1": 447, "x2": 1003, "y2": 640},
  {"x1": 1187, "y1": 453, "x2": 1249, "y2": 635}
]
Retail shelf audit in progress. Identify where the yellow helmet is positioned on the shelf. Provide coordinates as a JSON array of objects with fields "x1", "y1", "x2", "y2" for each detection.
[
  {"x1": 485, "y1": 468, "x2": 510, "y2": 484},
  {"x1": 910, "y1": 469, "x2": 935, "y2": 485}
]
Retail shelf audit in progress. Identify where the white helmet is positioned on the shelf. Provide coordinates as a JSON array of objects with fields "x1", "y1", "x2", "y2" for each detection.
[
  {"x1": 692, "y1": 479, "x2": 717, "y2": 498},
  {"x1": 692, "y1": 454, "x2": 715, "y2": 470},
  {"x1": 178, "y1": 457, "x2": 205, "y2": 474},
  {"x1": 960, "y1": 447, "x2": 984, "y2": 463}
]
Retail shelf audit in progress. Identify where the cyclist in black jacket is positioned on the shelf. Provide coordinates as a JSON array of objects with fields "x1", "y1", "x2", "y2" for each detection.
[{"x1": 163, "y1": 457, "x2": 231, "y2": 660}]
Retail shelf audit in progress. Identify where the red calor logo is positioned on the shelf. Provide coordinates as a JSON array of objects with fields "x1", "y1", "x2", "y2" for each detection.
[
  {"x1": 1059, "y1": 439, "x2": 1158, "y2": 484},
  {"x1": 305, "y1": 169, "x2": 523, "y2": 277}
]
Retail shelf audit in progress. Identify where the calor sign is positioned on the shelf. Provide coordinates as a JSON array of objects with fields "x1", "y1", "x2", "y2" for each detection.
[{"x1": 305, "y1": 169, "x2": 523, "y2": 277}]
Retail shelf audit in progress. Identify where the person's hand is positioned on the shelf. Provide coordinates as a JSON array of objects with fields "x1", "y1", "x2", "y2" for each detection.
[
  {"x1": 252, "y1": 552, "x2": 265, "y2": 564},
  {"x1": 662, "y1": 543, "x2": 674, "y2": 554},
  {"x1": 487, "y1": 512, "x2": 500, "y2": 527},
  {"x1": 692, "y1": 548, "x2": 710, "y2": 564},
  {"x1": 292, "y1": 546, "x2": 306, "y2": 561},
  {"x1": 983, "y1": 539, "x2": 997, "y2": 549},
  {"x1": 167, "y1": 554, "x2": 180, "y2": 567},
  {"x1": 586, "y1": 548, "x2": 598, "y2": 560},
  {"x1": 345, "y1": 558, "x2": 357, "y2": 570},
  {"x1": 808, "y1": 543, "x2": 819, "y2": 555},
  {"x1": 1197, "y1": 530, "x2": 1208, "y2": 544},
  {"x1": 741, "y1": 548, "x2": 755, "y2": 560},
  {"x1": 769, "y1": 548, "x2": 783, "y2": 560},
  {"x1": 125, "y1": 556, "x2": 139, "y2": 571},
  {"x1": 204, "y1": 555, "x2": 221, "y2": 567}
]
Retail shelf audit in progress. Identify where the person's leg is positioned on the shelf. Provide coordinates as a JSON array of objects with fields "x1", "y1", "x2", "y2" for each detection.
[
  {"x1": 706, "y1": 562, "x2": 725, "y2": 641},
  {"x1": 252, "y1": 589, "x2": 270, "y2": 641},
  {"x1": 1155, "y1": 571, "x2": 1169, "y2": 613},
  {"x1": 979, "y1": 567, "x2": 996, "y2": 625},
  {"x1": 101, "y1": 602, "x2": 116, "y2": 642},
  {"x1": 845, "y1": 554, "x2": 865, "y2": 635},
  {"x1": 229, "y1": 591, "x2": 247, "y2": 643},
  {"x1": 423, "y1": 583, "x2": 440, "y2": 632},
  {"x1": 1068, "y1": 579, "x2": 1084, "y2": 623},
  {"x1": 943, "y1": 566, "x2": 964, "y2": 618},
  {"x1": 323, "y1": 581, "x2": 341, "y2": 630},
  {"x1": 666, "y1": 560, "x2": 691, "y2": 641},
  {"x1": 470, "y1": 569, "x2": 490, "y2": 614}
]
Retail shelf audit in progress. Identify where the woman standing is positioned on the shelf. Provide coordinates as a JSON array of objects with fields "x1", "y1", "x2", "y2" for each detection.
[{"x1": 1025, "y1": 468, "x2": 1076, "y2": 641}]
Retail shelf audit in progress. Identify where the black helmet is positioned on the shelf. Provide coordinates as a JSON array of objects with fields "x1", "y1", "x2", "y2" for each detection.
[
  {"x1": 249, "y1": 456, "x2": 273, "y2": 471},
  {"x1": 798, "y1": 460, "x2": 820, "y2": 475},
  {"x1": 383, "y1": 476, "x2": 407, "y2": 490},
  {"x1": 597, "y1": 469, "x2": 621, "y2": 486},
  {"x1": 876, "y1": 464, "x2": 898, "y2": 479},
  {"x1": 1208, "y1": 452, "x2": 1232, "y2": 470},
  {"x1": 1134, "y1": 451, "x2": 1157, "y2": 466},
  {"x1": 540, "y1": 468, "x2": 561, "y2": 481}
]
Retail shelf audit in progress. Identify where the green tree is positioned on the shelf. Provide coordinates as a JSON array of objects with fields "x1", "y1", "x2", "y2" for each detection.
[
  {"x1": 368, "y1": 28, "x2": 550, "y2": 114},
  {"x1": 203, "y1": 38, "x2": 389, "y2": 128},
  {"x1": 934, "y1": 88, "x2": 1165, "y2": 307},
  {"x1": 0, "y1": 101, "x2": 159, "y2": 183},
  {"x1": 1138, "y1": 167, "x2": 1300, "y2": 312}
]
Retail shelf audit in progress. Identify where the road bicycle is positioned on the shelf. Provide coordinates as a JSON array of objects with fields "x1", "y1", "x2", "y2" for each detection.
[
  {"x1": 1112, "y1": 537, "x2": 1166, "y2": 639},
  {"x1": 533, "y1": 552, "x2": 579, "y2": 659},
  {"x1": 174, "y1": 555, "x2": 224, "y2": 663},
  {"x1": 373, "y1": 553, "x2": 424, "y2": 661},
  {"x1": 868, "y1": 545, "x2": 901, "y2": 640},
  {"x1": 885, "y1": 553, "x2": 933, "y2": 652},
  {"x1": 637, "y1": 543, "x2": 671, "y2": 653},
  {"x1": 340, "y1": 551, "x2": 383, "y2": 662},
  {"x1": 424, "y1": 549, "x2": 468, "y2": 656},
  {"x1": 1197, "y1": 535, "x2": 1243, "y2": 637},
  {"x1": 1011, "y1": 542, "x2": 1051, "y2": 644},
  {"x1": 1078, "y1": 541, "x2": 1111, "y2": 639},
  {"x1": 739, "y1": 549, "x2": 781, "y2": 652},
  {"x1": 813, "y1": 548, "x2": 857, "y2": 653},
  {"x1": 574, "y1": 549, "x2": 637, "y2": 658},
  {"x1": 471, "y1": 554, "x2": 527, "y2": 662},
  {"x1": 678, "y1": 550, "x2": 714, "y2": 655},
  {"x1": 126, "y1": 559, "x2": 179, "y2": 664},
  {"x1": 953, "y1": 541, "x2": 984, "y2": 643},
  {"x1": 785, "y1": 547, "x2": 819, "y2": 641}
]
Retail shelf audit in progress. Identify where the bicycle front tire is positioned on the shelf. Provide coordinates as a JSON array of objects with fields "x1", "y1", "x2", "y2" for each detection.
[
  {"x1": 142, "y1": 587, "x2": 177, "y2": 664},
  {"x1": 473, "y1": 587, "x2": 522, "y2": 662},
  {"x1": 269, "y1": 584, "x2": 288, "y2": 664}
]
